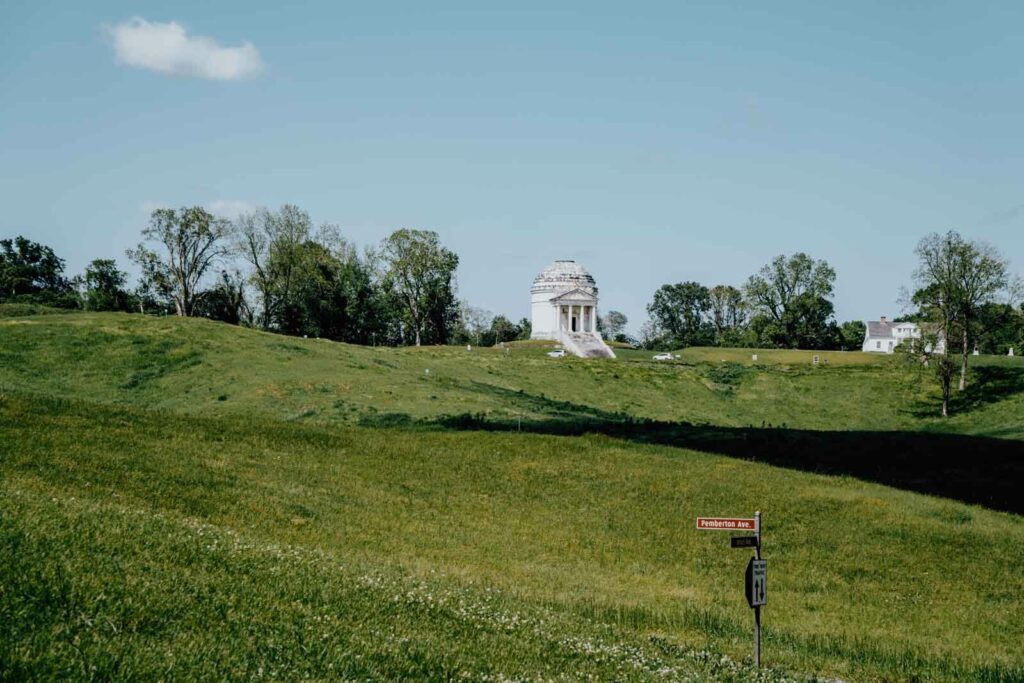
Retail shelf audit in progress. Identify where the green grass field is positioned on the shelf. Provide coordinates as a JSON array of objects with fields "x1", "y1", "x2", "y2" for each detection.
[
  {"x1": 2, "y1": 310, "x2": 1023, "y2": 681},
  {"x1": 2, "y1": 311, "x2": 1021, "y2": 436}
]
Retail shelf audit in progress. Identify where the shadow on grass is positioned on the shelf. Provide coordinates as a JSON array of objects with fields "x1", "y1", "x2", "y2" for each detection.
[
  {"x1": 906, "y1": 365, "x2": 1024, "y2": 418},
  {"x1": 952, "y1": 366, "x2": 1024, "y2": 412},
  {"x1": 426, "y1": 382, "x2": 1024, "y2": 515}
]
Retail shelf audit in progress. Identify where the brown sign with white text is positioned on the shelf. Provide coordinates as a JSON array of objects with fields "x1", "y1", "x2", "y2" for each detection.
[{"x1": 696, "y1": 517, "x2": 756, "y2": 531}]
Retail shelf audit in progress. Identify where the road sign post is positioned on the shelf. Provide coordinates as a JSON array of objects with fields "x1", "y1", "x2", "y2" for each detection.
[
  {"x1": 697, "y1": 510, "x2": 765, "y2": 667},
  {"x1": 753, "y1": 511, "x2": 762, "y2": 667}
]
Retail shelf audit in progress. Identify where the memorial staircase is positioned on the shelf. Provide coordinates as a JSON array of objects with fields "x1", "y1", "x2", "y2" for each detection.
[{"x1": 562, "y1": 332, "x2": 616, "y2": 359}]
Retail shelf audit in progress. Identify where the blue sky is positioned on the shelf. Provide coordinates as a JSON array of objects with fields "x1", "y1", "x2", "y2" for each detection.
[{"x1": 2, "y1": 1, "x2": 1022, "y2": 331}]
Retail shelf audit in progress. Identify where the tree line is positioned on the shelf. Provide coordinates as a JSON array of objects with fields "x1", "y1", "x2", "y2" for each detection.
[
  {"x1": 641, "y1": 242, "x2": 1021, "y2": 358},
  {"x1": 0, "y1": 206, "x2": 530, "y2": 347},
  {"x1": 641, "y1": 252, "x2": 868, "y2": 351},
  {"x1": 3, "y1": 211, "x2": 1021, "y2": 375}
]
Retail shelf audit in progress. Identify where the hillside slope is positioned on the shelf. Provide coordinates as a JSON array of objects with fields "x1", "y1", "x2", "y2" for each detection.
[
  {"x1": 2, "y1": 311, "x2": 1022, "y2": 437},
  {"x1": 2, "y1": 311, "x2": 1023, "y2": 681},
  {"x1": 2, "y1": 393, "x2": 1022, "y2": 681}
]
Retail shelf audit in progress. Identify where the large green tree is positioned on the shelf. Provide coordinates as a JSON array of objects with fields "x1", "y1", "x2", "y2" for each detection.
[
  {"x1": 194, "y1": 270, "x2": 250, "y2": 325},
  {"x1": 646, "y1": 281, "x2": 712, "y2": 348},
  {"x1": 82, "y1": 259, "x2": 132, "y2": 312},
  {"x1": 744, "y1": 253, "x2": 838, "y2": 349},
  {"x1": 973, "y1": 303, "x2": 1022, "y2": 355},
  {"x1": 838, "y1": 320, "x2": 867, "y2": 351},
  {"x1": 235, "y1": 205, "x2": 313, "y2": 330},
  {"x1": 421, "y1": 271, "x2": 460, "y2": 345},
  {"x1": 907, "y1": 281, "x2": 962, "y2": 417},
  {"x1": 127, "y1": 207, "x2": 232, "y2": 317},
  {"x1": 0, "y1": 236, "x2": 76, "y2": 307},
  {"x1": 268, "y1": 234, "x2": 382, "y2": 343},
  {"x1": 457, "y1": 302, "x2": 492, "y2": 346},
  {"x1": 914, "y1": 231, "x2": 1010, "y2": 390},
  {"x1": 516, "y1": 317, "x2": 532, "y2": 341},
  {"x1": 707, "y1": 285, "x2": 747, "y2": 345},
  {"x1": 489, "y1": 315, "x2": 520, "y2": 344},
  {"x1": 379, "y1": 229, "x2": 459, "y2": 346},
  {"x1": 599, "y1": 310, "x2": 628, "y2": 341}
]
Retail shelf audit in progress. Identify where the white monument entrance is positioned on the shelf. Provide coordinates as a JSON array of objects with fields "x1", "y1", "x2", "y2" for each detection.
[{"x1": 530, "y1": 259, "x2": 615, "y2": 358}]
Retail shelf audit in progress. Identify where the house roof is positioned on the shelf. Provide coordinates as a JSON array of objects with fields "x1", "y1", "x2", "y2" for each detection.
[
  {"x1": 865, "y1": 320, "x2": 921, "y2": 338},
  {"x1": 865, "y1": 320, "x2": 944, "y2": 344},
  {"x1": 866, "y1": 321, "x2": 894, "y2": 338}
]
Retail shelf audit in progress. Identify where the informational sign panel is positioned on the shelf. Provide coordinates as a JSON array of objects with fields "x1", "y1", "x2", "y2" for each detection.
[
  {"x1": 696, "y1": 517, "x2": 756, "y2": 531},
  {"x1": 745, "y1": 558, "x2": 767, "y2": 607}
]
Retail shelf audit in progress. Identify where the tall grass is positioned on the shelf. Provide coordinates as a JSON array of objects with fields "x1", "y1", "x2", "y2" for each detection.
[{"x1": 2, "y1": 390, "x2": 1022, "y2": 681}]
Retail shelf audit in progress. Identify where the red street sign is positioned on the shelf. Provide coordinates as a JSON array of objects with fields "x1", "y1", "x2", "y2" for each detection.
[{"x1": 696, "y1": 517, "x2": 756, "y2": 531}]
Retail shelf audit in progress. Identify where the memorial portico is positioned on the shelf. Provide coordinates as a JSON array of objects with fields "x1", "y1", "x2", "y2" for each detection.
[{"x1": 553, "y1": 298, "x2": 597, "y2": 334}]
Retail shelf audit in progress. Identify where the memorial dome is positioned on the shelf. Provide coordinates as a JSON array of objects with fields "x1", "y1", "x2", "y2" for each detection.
[{"x1": 531, "y1": 259, "x2": 597, "y2": 295}]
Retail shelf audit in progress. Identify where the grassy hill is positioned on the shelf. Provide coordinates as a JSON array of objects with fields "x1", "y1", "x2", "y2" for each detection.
[
  {"x1": 2, "y1": 311, "x2": 1022, "y2": 436},
  {"x1": 2, "y1": 310, "x2": 1023, "y2": 681}
]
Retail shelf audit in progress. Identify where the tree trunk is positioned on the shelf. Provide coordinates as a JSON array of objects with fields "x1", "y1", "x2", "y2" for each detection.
[
  {"x1": 260, "y1": 287, "x2": 273, "y2": 330},
  {"x1": 414, "y1": 328, "x2": 421, "y2": 346},
  {"x1": 942, "y1": 375, "x2": 950, "y2": 417},
  {"x1": 959, "y1": 327, "x2": 969, "y2": 391}
]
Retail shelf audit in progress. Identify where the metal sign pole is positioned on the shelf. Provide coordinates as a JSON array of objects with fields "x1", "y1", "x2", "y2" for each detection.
[
  {"x1": 696, "y1": 511, "x2": 765, "y2": 668},
  {"x1": 754, "y1": 606, "x2": 761, "y2": 667},
  {"x1": 754, "y1": 510, "x2": 761, "y2": 667}
]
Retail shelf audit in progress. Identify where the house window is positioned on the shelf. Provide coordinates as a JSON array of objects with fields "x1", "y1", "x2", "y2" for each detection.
[
  {"x1": 888, "y1": 341, "x2": 894, "y2": 351},
  {"x1": 876, "y1": 341, "x2": 881, "y2": 349}
]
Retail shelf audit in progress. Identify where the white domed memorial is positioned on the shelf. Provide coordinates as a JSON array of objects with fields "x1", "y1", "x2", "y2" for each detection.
[{"x1": 530, "y1": 260, "x2": 615, "y2": 358}]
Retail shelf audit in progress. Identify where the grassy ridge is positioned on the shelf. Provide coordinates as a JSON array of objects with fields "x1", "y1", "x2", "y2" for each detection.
[
  {"x1": 2, "y1": 392, "x2": 1023, "y2": 681},
  {"x1": 1, "y1": 312, "x2": 1022, "y2": 437}
]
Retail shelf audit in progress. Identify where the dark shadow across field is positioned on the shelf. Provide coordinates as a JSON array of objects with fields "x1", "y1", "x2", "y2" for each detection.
[
  {"x1": 909, "y1": 365, "x2": 1024, "y2": 417},
  {"x1": 402, "y1": 381, "x2": 1024, "y2": 515}
]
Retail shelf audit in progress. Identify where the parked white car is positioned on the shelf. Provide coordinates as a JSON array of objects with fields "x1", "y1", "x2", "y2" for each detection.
[
  {"x1": 652, "y1": 352, "x2": 674, "y2": 361},
  {"x1": 547, "y1": 349, "x2": 566, "y2": 358}
]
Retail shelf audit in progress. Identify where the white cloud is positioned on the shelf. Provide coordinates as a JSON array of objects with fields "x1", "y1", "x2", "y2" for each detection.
[
  {"x1": 205, "y1": 199, "x2": 255, "y2": 219},
  {"x1": 108, "y1": 17, "x2": 264, "y2": 81}
]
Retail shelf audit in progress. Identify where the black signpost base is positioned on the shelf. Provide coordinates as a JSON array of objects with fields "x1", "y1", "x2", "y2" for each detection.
[{"x1": 754, "y1": 604, "x2": 761, "y2": 667}]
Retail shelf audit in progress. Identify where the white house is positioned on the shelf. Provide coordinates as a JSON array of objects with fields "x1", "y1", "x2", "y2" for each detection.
[
  {"x1": 862, "y1": 316, "x2": 945, "y2": 354},
  {"x1": 531, "y1": 260, "x2": 615, "y2": 358}
]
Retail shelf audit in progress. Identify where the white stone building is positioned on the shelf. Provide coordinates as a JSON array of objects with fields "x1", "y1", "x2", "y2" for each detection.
[
  {"x1": 530, "y1": 260, "x2": 615, "y2": 358},
  {"x1": 862, "y1": 316, "x2": 945, "y2": 354}
]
